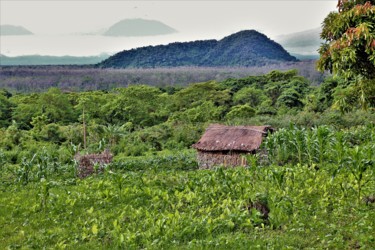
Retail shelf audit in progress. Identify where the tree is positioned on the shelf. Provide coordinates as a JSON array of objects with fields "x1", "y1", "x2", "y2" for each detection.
[
  {"x1": 317, "y1": 0, "x2": 375, "y2": 109},
  {"x1": 233, "y1": 87, "x2": 266, "y2": 107},
  {"x1": 226, "y1": 104, "x2": 256, "y2": 120},
  {"x1": 0, "y1": 90, "x2": 14, "y2": 128},
  {"x1": 172, "y1": 81, "x2": 230, "y2": 110},
  {"x1": 38, "y1": 88, "x2": 75, "y2": 124},
  {"x1": 318, "y1": 0, "x2": 375, "y2": 78},
  {"x1": 103, "y1": 85, "x2": 166, "y2": 127}
]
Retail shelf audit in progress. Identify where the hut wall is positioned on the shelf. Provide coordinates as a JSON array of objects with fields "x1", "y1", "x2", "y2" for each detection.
[{"x1": 197, "y1": 150, "x2": 251, "y2": 169}]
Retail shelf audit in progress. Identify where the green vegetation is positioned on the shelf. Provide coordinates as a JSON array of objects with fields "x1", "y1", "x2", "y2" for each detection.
[
  {"x1": 1, "y1": 3, "x2": 374, "y2": 247},
  {"x1": 0, "y1": 69, "x2": 374, "y2": 161},
  {"x1": 318, "y1": 0, "x2": 375, "y2": 110},
  {"x1": 1, "y1": 68, "x2": 374, "y2": 248},
  {"x1": 1, "y1": 126, "x2": 374, "y2": 249}
]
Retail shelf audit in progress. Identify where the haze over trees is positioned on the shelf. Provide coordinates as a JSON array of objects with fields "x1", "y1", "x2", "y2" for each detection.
[{"x1": 0, "y1": 62, "x2": 326, "y2": 93}]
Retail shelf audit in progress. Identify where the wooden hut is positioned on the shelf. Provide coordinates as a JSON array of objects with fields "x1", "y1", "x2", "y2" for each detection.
[{"x1": 192, "y1": 124, "x2": 273, "y2": 169}]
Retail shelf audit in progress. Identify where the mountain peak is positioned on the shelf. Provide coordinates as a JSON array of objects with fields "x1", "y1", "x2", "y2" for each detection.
[
  {"x1": 224, "y1": 29, "x2": 265, "y2": 37},
  {"x1": 0, "y1": 25, "x2": 33, "y2": 36}
]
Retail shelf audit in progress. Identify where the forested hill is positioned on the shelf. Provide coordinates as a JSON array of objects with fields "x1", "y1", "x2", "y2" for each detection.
[{"x1": 99, "y1": 30, "x2": 298, "y2": 68}]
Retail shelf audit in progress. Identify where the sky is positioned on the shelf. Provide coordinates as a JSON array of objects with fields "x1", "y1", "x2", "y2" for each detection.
[{"x1": 0, "y1": 0, "x2": 338, "y2": 56}]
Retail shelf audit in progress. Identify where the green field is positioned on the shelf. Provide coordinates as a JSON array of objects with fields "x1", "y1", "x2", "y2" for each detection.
[{"x1": 1, "y1": 126, "x2": 374, "y2": 249}]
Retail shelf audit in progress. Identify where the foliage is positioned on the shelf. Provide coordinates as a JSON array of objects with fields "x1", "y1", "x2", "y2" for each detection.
[
  {"x1": 318, "y1": 0, "x2": 375, "y2": 78},
  {"x1": 226, "y1": 104, "x2": 256, "y2": 120},
  {"x1": 0, "y1": 126, "x2": 374, "y2": 249},
  {"x1": 1, "y1": 68, "x2": 374, "y2": 248},
  {"x1": 317, "y1": 0, "x2": 375, "y2": 110},
  {"x1": 0, "y1": 90, "x2": 13, "y2": 128},
  {"x1": 233, "y1": 87, "x2": 266, "y2": 107},
  {"x1": 1, "y1": 61, "x2": 375, "y2": 248},
  {"x1": 103, "y1": 85, "x2": 167, "y2": 126},
  {"x1": 0, "y1": 70, "x2": 373, "y2": 162}
]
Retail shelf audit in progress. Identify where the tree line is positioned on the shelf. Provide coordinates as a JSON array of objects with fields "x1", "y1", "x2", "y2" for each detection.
[{"x1": 0, "y1": 69, "x2": 374, "y2": 165}]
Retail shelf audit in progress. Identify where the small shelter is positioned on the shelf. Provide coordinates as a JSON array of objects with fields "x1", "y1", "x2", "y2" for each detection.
[
  {"x1": 75, "y1": 149, "x2": 113, "y2": 178},
  {"x1": 192, "y1": 124, "x2": 273, "y2": 169}
]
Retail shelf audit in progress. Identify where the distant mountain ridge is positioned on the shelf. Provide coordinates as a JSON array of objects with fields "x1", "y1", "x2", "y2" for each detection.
[
  {"x1": 103, "y1": 19, "x2": 177, "y2": 37},
  {"x1": 0, "y1": 25, "x2": 33, "y2": 36},
  {"x1": 0, "y1": 54, "x2": 110, "y2": 66},
  {"x1": 99, "y1": 30, "x2": 297, "y2": 68},
  {"x1": 275, "y1": 28, "x2": 322, "y2": 57}
]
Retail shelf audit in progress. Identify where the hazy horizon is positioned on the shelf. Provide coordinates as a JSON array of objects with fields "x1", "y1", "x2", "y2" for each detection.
[{"x1": 0, "y1": 1, "x2": 337, "y2": 57}]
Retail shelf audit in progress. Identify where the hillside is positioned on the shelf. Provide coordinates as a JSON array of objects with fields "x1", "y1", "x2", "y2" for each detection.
[
  {"x1": 99, "y1": 30, "x2": 298, "y2": 68},
  {"x1": 0, "y1": 25, "x2": 33, "y2": 36}
]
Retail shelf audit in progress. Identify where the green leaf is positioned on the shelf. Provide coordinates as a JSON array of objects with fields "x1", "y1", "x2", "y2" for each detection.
[
  {"x1": 92, "y1": 224, "x2": 98, "y2": 235},
  {"x1": 87, "y1": 207, "x2": 94, "y2": 214}
]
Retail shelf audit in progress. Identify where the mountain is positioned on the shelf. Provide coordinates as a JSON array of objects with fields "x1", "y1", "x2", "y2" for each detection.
[
  {"x1": 0, "y1": 54, "x2": 110, "y2": 66},
  {"x1": 275, "y1": 28, "x2": 322, "y2": 58},
  {"x1": 103, "y1": 19, "x2": 177, "y2": 37},
  {"x1": 0, "y1": 25, "x2": 33, "y2": 36},
  {"x1": 99, "y1": 30, "x2": 297, "y2": 68}
]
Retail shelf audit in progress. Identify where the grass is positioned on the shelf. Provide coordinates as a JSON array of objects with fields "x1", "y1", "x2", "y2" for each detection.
[{"x1": 1, "y1": 163, "x2": 374, "y2": 249}]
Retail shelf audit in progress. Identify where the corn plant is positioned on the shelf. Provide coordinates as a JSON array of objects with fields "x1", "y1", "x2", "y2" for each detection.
[
  {"x1": 329, "y1": 130, "x2": 347, "y2": 178},
  {"x1": 0, "y1": 150, "x2": 6, "y2": 180},
  {"x1": 344, "y1": 145, "x2": 374, "y2": 203},
  {"x1": 314, "y1": 126, "x2": 332, "y2": 166},
  {"x1": 17, "y1": 154, "x2": 36, "y2": 185},
  {"x1": 109, "y1": 171, "x2": 129, "y2": 200},
  {"x1": 38, "y1": 178, "x2": 50, "y2": 211},
  {"x1": 35, "y1": 147, "x2": 51, "y2": 180}
]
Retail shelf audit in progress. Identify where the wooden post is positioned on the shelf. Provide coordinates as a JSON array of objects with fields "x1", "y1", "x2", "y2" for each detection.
[{"x1": 83, "y1": 109, "x2": 87, "y2": 150}]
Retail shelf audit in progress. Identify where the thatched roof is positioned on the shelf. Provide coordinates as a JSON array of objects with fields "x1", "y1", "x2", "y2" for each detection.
[{"x1": 192, "y1": 124, "x2": 273, "y2": 152}]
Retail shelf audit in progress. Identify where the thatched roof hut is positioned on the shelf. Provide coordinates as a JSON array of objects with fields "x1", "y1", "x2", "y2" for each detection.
[{"x1": 192, "y1": 124, "x2": 273, "y2": 169}]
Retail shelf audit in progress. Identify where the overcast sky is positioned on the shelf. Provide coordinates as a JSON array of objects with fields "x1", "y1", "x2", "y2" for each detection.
[{"x1": 0, "y1": 0, "x2": 338, "y2": 56}]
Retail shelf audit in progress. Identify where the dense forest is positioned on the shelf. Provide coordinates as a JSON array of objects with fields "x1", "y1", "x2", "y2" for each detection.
[{"x1": 99, "y1": 30, "x2": 297, "y2": 68}]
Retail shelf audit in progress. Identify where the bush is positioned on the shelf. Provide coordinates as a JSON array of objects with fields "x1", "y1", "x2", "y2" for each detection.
[{"x1": 226, "y1": 104, "x2": 256, "y2": 120}]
